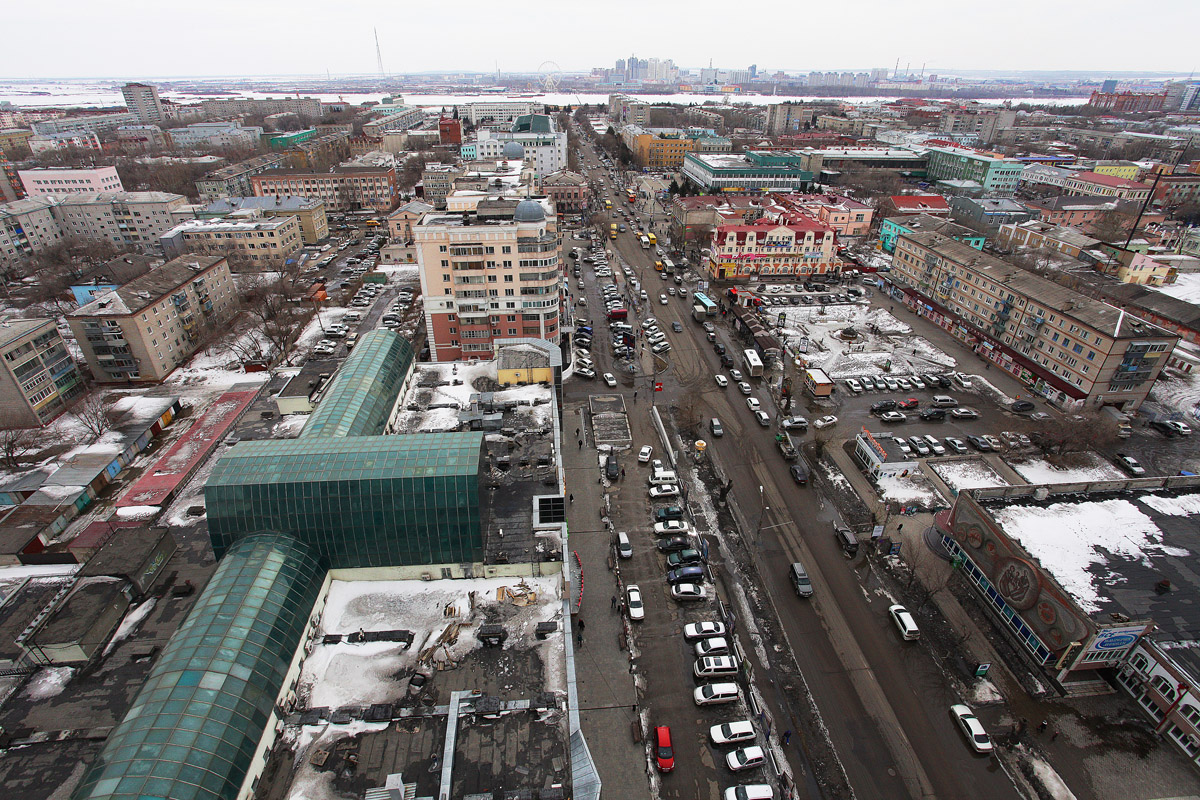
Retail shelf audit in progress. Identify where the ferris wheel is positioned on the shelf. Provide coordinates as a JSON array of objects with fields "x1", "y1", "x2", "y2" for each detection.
[{"x1": 537, "y1": 61, "x2": 563, "y2": 93}]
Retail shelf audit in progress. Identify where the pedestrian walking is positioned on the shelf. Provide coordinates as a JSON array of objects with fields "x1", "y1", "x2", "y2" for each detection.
[
  {"x1": 576, "y1": 630, "x2": 583, "y2": 647},
  {"x1": 569, "y1": 493, "x2": 574, "y2": 503},
  {"x1": 578, "y1": 439, "x2": 583, "y2": 450},
  {"x1": 620, "y1": 468, "x2": 626, "y2": 478},
  {"x1": 578, "y1": 619, "x2": 585, "y2": 632},
  {"x1": 576, "y1": 427, "x2": 580, "y2": 437},
  {"x1": 1038, "y1": 719, "x2": 1049, "y2": 734},
  {"x1": 1050, "y1": 729, "x2": 1059, "y2": 742},
  {"x1": 782, "y1": 730, "x2": 791, "y2": 745},
  {"x1": 611, "y1": 595, "x2": 618, "y2": 609}
]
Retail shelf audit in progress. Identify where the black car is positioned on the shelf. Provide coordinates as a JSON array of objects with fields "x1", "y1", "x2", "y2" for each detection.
[
  {"x1": 667, "y1": 549, "x2": 704, "y2": 567},
  {"x1": 1011, "y1": 400, "x2": 1035, "y2": 413},
  {"x1": 720, "y1": 353, "x2": 736, "y2": 368},
  {"x1": 654, "y1": 505, "x2": 685, "y2": 522},
  {"x1": 657, "y1": 535, "x2": 692, "y2": 552},
  {"x1": 1149, "y1": 419, "x2": 1178, "y2": 437},
  {"x1": 714, "y1": 343, "x2": 727, "y2": 356},
  {"x1": 936, "y1": 375, "x2": 953, "y2": 389},
  {"x1": 919, "y1": 408, "x2": 946, "y2": 421},
  {"x1": 871, "y1": 400, "x2": 897, "y2": 414},
  {"x1": 789, "y1": 463, "x2": 809, "y2": 485}
]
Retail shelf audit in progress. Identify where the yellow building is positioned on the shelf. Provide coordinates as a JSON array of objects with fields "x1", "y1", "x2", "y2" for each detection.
[
  {"x1": 623, "y1": 128, "x2": 697, "y2": 170},
  {"x1": 0, "y1": 128, "x2": 34, "y2": 157},
  {"x1": 1115, "y1": 253, "x2": 1181, "y2": 286},
  {"x1": 1090, "y1": 161, "x2": 1141, "y2": 181}
]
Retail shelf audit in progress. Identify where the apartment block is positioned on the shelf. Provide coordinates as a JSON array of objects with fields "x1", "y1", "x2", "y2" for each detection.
[
  {"x1": 54, "y1": 192, "x2": 190, "y2": 250},
  {"x1": 30, "y1": 112, "x2": 139, "y2": 136},
  {"x1": 198, "y1": 97, "x2": 323, "y2": 119},
  {"x1": 251, "y1": 165, "x2": 396, "y2": 213},
  {"x1": 937, "y1": 107, "x2": 1017, "y2": 145},
  {"x1": 764, "y1": 102, "x2": 822, "y2": 135},
  {"x1": 280, "y1": 132, "x2": 351, "y2": 169},
  {"x1": 121, "y1": 83, "x2": 166, "y2": 124},
  {"x1": 781, "y1": 193, "x2": 873, "y2": 240},
  {"x1": 456, "y1": 101, "x2": 542, "y2": 126},
  {"x1": 889, "y1": 232, "x2": 1176, "y2": 411},
  {"x1": 115, "y1": 125, "x2": 167, "y2": 151},
  {"x1": 169, "y1": 121, "x2": 263, "y2": 149},
  {"x1": 160, "y1": 215, "x2": 302, "y2": 270},
  {"x1": 421, "y1": 163, "x2": 461, "y2": 208},
  {"x1": 620, "y1": 126, "x2": 695, "y2": 170},
  {"x1": 415, "y1": 198, "x2": 561, "y2": 362},
  {"x1": 996, "y1": 221, "x2": 1100, "y2": 259},
  {"x1": 1064, "y1": 171, "x2": 1153, "y2": 201},
  {"x1": 196, "y1": 154, "x2": 288, "y2": 202},
  {"x1": 362, "y1": 106, "x2": 426, "y2": 138},
  {"x1": 0, "y1": 319, "x2": 84, "y2": 427},
  {"x1": 19, "y1": 166, "x2": 124, "y2": 197},
  {"x1": 0, "y1": 198, "x2": 62, "y2": 270},
  {"x1": 925, "y1": 146, "x2": 1025, "y2": 193},
  {"x1": 705, "y1": 214, "x2": 840, "y2": 281},
  {"x1": 68, "y1": 255, "x2": 238, "y2": 383},
  {"x1": 0, "y1": 129, "x2": 34, "y2": 157},
  {"x1": 199, "y1": 196, "x2": 328, "y2": 244},
  {"x1": 608, "y1": 95, "x2": 650, "y2": 126}
]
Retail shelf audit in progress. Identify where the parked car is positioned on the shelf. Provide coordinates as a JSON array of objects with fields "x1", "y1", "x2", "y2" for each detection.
[
  {"x1": 781, "y1": 416, "x2": 808, "y2": 431},
  {"x1": 845, "y1": 378, "x2": 863, "y2": 394},
  {"x1": 897, "y1": 397, "x2": 920, "y2": 410},
  {"x1": 709, "y1": 720, "x2": 756, "y2": 745},
  {"x1": 654, "y1": 520, "x2": 691, "y2": 535},
  {"x1": 649, "y1": 484, "x2": 680, "y2": 498},
  {"x1": 684, "y1": 621, "x2": 726, "y2": 640},
  {"x1": 812, "y1": 415, "x2": 838, "y2": 429},
  {"x1": 919, "y1": 408, "x2": 946, "y2": 422},
  {"x1": 1115, "y1": 453, "x2": 1146, "y2": 476},
  {"x1": 626, "y1": 585, "x2": 645, "y2": 621},
  {"x1": 603, "y1": 372, "x2": 617, "y2": 387},
  {"x1": 789, "y1": 463, "x2": 809, "y2": 485},
  {"x1": 694, "y1": 637, "x2": 730, "y2": 657},
  {"x1": 726, "y1": 746, "x2": 766, "y2": 772},
  {"x1": 654, "y1": 505, "x2": 684, "y2": 522},
  {"x1": 871, "y1": 400, "x2": 897, "y2": 414},
  {"x1": 889, "y1": 604, "x2": 920, "y2": 640},
  {"x1": 967, "y1": 435, "x2": 992, "y2": 452},
  {"x1": 639, "y1": 445, "x2": 654, "y2": 463},
  {"x1": 951, "y1": 704, "x2": 993, "y2": 754},
  {"x1": 694, "y1": 682, "x2": 740, "y2": 706},
  {"x1": 671, "y1": 583, "x2": 707, "y2": 601},
  {"x1": 715, "y1": 374, "x2": 729, "y2": 388},
  {"x1": 1011, "y1": 400, "x2": 1035, "y2": 413},
  {"x1": 667, "y1": 549, "x2": 704, "y2": 568},
  {"x1": 880, "y1": 411, "x2": 906, "y2": 423},
  {"x1": 654, "y1": 725, "x2": 675, "y2": 772},
  {"x1": 950, "y1": 407, "x2": 980, "y2": 420},
  {"x1": 945, "y1": 437, "x2": 968, "y2": 454},
  {"x1": 657, "y1": 535, "x2": 692, "y2": 552}
]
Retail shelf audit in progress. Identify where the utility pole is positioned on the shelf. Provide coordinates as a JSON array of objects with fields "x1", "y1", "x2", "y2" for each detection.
[{"x1": 1123, "y1": 170, "x2": 1163, "y2": 251}]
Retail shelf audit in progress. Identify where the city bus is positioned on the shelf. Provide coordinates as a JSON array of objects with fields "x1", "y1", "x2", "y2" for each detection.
[
  {"x1": 626, "y1": 189, "x2": 636, "y2": 204},
  {"x1": 639, "y1": 234, "x2": 650, "y2": 249},
  {"x1": 661, "y1": 257, "x2": 674, "y2": 274},
  {"x1": 610, "y1": 223, "x2": 618, "y2": 240},
  {"x1": 743, "y1": 349, "x2": 764, "y2": 377},
  {"x1": 648, "y1": 233, "x2": 657, "y2": 246},
  {"x1": 604, "y1": 199, "x2": 612, "y2": 210},
  {"x1": 692, "y1": 292, "x2": 718, "y2": 320}
]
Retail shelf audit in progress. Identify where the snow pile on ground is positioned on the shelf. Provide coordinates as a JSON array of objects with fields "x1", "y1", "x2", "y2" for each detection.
[
  {"x1": 875, "y1": 472, "x2": 945, "y2": 509},
  {"x1": 1146, "y1": 366, "x2": 1200, "y2": 421},
  {"x1": 24, "y1": 666, "x2": 74, "y2": 700},
  {"x1": 993, "y1": 498, "x2": 1187, "y2": 612},
  {"x1": 1009, "y1": 453, "x2": 1124, "y2": 484},
  {"x1": 775, "y1": 304, "x2": 956, "y2": 380},
  {"x1": 297, "y1": 574, "x2": 564, "y2": 711},
  {"x1": 932, "y1": 460, "x2": 1010, "y2": 492},
  {"x1": 1140, "y1": 493, "x2": 1200, "y2": 517},
  {"x1": 376, "y1": 264, "x2": 419, "y2": 282}
]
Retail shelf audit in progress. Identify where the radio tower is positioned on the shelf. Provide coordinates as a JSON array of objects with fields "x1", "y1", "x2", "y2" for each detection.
[{"x1": 374, "y1": 28, "x2": 385, "y2": 77}]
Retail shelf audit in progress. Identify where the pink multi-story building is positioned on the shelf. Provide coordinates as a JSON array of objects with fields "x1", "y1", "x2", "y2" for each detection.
[
  {"x1": 18, "y1": 166, "x2": 123, "y2": 196},
  {"x1": 778, "y1": 193, "x2": 874, "y2": 241}
]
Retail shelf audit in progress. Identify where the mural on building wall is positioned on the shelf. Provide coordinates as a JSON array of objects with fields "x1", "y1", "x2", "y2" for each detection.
[{"x1": 946, "y1": 497, "x2": 1094, "y2": 656}]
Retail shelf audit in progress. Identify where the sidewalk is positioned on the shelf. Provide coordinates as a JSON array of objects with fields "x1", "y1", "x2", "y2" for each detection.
[{"x1": 563, "y1": 401, "x2": 646, "y2": 800}]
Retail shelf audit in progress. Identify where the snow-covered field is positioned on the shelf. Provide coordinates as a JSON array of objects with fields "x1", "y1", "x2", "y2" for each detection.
[
  {"x1": 297, "y1": 574, "x2": 564, "y2": 710},
  {"x1": 993, "y1": 497, "x2": 1189, "y2": 613},
  {"x1": 932, "y1": 460, "x2": 1010, "y2": 492},
  {"x1": 1009, "y1": 453, "x2": 1125, "y2": 484},
  {"x1": 775, "y1": 305, "x2": 957, "y2": 380},
  {"x1": 875, "y1": 472, "x2": 946, "y2": 509}
]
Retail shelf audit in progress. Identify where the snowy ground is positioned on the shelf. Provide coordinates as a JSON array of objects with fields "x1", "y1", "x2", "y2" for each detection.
[
  {"x1": 932, "y1": 459, "x2": 1010, "y2": 492},
  {"x1": 993, "y1": 497, "x2": 1189, "y2": 613},
  {"x1": 775, "y1": 305, "x2": 957, "y2": 380},
  {"x1": 1009, "y1": 453, "x2": 1124, "y2": 484},
  {"x1": 1146, "y1": 366, "x2": 1200, "y2": 421},
  {"x1": 1152, "y1": 272, "x2": 1200, "y2": 305},
  {"x1": 390, "y1": 361, "x2": 553, "y2": 433},
  {"x1": 296, "y1": 574, "x2": 564, "y2": 710},
  {"x1": 875, "y1": 471, "x2": 946, "y2": 509}
]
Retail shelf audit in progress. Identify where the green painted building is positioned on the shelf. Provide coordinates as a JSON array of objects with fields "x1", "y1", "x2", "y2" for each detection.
[
  {"x1": 266, "y1": 128, "x2": 317, "y2": 150},
  {"x1": 925, "y1": 146, "x2": 1024, "y2": 194}
]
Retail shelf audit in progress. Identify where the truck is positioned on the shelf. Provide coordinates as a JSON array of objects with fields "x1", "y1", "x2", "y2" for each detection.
[
  {"x1": 1101, "y1": 405, "x2": 1133, "y2": 438},
  {"x1": 776, "y1": 431, "x2": 798, "y2": 461}
]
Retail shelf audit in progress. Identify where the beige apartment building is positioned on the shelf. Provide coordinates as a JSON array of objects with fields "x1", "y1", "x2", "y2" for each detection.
[
  {"x1": 54, "y1": 192, "x2": 190, "y2": 251},
  {"x1": 200, "y1": 196, "x2": 328, "y2": 244},
  {"x1": 0, "y1": 318, "x2": 84, "y2": 427},
  {"x1": 69, "y1": 255, "x2": 238, "y2": 383},
  {"x1": 159, "y1": 216, "x2": 302, "y2": 270},
  {"x1": 414, "y1": 197, "x2": 560, "y2": 362},
  {"x1": 890, "y1": 232, "x2": 1177, "y2": 411},
  {"x1": 251, "y1": 166, "x2": 396, "y2": 213}
]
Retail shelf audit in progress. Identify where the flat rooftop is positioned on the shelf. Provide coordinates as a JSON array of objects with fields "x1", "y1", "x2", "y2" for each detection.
[{"x1": 269, "y1": 574, "x2": 568, "y2": 799}]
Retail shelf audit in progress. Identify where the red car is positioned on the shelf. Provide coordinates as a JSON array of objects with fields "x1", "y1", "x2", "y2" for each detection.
[
  {"x1": 655, "y1": 725, "x2": 675, "y2": 772},
  {"x1": 898, "y1": 397, "x2": 920, "y2": 410}
]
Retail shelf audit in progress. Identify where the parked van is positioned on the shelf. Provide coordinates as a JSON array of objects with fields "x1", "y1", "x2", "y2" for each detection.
[
  {"x1": 833, "y1": 526, "x2": 859, "y2": 558},
  {"x1": 789, "y1": 563, "x2": 813, "y2": 597},
  {"x1": 649, "y1": 470, "x2": 678, "y2": 486},
  {"x1": 344, "y1": 332, "x2": 359, "y2": 349},
  {"x1": 694, "y1": 655, "x2": 739, "y2": 679},
  {"x1": 724, "y1": 786, "x2": 774, "y2": 800},
  {"x1": 931, "y1": 395, "x2": 958, "y2": 408},
  {"x1": 694, "y1": 682, "x2": 741, "y2": 706},
  {"x1": 710, "y1": 418, "x2": 724, "y2": 437},
  {"x1": 617, "y1": 531, "x2": 632, "y2": 559}
]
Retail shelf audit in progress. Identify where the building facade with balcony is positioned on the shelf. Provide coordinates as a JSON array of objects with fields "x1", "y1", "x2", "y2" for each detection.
[
  {"x1": 925, "y1": 146, "x2": 1025, "y2": 194},
  {"x1": 704, "y1": 215, "x2": 840, "y2": 282},
  {"x1": 889, "y1": 232, "x2": 1177, "y2": 411},
  {"x1": 26, "y1": 131, "x2": 101, "y2": 155},
  {"x1": 30, "y1": 112, "x2": 139, "y2": 136},
  {"x1": 196, "y1": 154, "x2": 288, "y2": 202},
  {"x1": 541, "y1": 170, "x2": 588, "y2": 213},
  {"x1": 414, "y1": 198, "x2": 561, "y2": 362},
  {"x1": 199, "y1": 196, "x2": 328, "y2": 245},
  {"x1": 121, "y1": 83, "x2": 166, "y2": 124},
  {"x1": 68, "y1": 255, "x2": 238, "y2": 383},
  {"x1": 0, "y1": 319, "x2": 84, "y2": 427},
  {"x1": 54, "y1": 192, "x2": 190, "y2": 251},
  {"x1": 159, "y1": 216, "x2": 303, "y2": 270}
]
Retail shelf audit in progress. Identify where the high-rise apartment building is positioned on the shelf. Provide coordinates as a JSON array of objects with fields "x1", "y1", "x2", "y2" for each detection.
[
  {"x1": 121, "y1": 83, "x2": 166, "y2": 124},
  {"x1": 415, "y1": 197, "x2": 561, "y2": 362},
  {"x1": 0, "y1": 318, "x2": 84, "y2": 427},
  {"x1": 68, "y1": 255, "x2": 238, "y2": 383}
]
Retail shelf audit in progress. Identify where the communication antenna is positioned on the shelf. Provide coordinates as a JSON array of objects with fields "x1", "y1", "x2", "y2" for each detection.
[{"x1": 375, "y1": 28, "x2": 385, "y2": 77}]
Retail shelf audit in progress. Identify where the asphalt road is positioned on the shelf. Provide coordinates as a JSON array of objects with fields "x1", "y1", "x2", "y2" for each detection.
[{"x1": 567, "y1": 139, "x2": 1025, "y2": 799}]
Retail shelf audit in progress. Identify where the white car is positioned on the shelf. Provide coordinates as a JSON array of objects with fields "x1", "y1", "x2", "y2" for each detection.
[
  {"x1": 812, "y1": 415, "x2": 838, "y2": 429},
  {"x1": 845, "y1": 378, "x2": 863, "y2": 394},
  {"x1": 649, "y1": 484, "x2": 680, "y2": 498},
  {"x1": 1166, "y1": 420, "x2": 1193, "y2": 436},
  {"x1": 653, "y1": 520, "x2": 691, "y2": 535},
  {"x1": 725, "y1": 745, "x2": 766, "y2": 772},
  {"x1": 575, "y1": 367, "x2": 596, "y2": 379},
  {"x1": 738, "y1": 382, "x2": 752, "y2": 395},
  {"x1": 626, "y1": 585, "x2": 645, "y2": 621},
  {"x1": 709, "y1": 720, "x2": 756, "y2": 745},
  {"x1": 745, "y1": 397, "x2": 761, "y2": 412},
  {"x1": 715, "y1": 374, "x2": 729, "y2": 388},
  {"x1": 603, "y1": 372, "x2": 617, "y2": 387},
  {"x1": 951, "y1": 704, "x2": 993, "y2": 753},
  {"x1": 641, "y1": 318, "x2": 658, "y2": 329},
  {"x1": 638, "y1": 445, "x2": 653, "y2": 463},
  {"x1": 889, "y1": 604, "x2": 920, "y2": 640},
  {"x1": 694, "y1": 637, "x2": 730, "y2": 657},
  {"x1": 660, "y1": 294, "x2": 669, "y2": 305},
  {"x1": 684, "y1": 621, "x2": 727, "y2": 640},
  {"x1": 671, "y1": 583, "x2": 707, "y2": 601},
  {"x1": 730, "y1": 369, "x2": 744, "y2": 381}
]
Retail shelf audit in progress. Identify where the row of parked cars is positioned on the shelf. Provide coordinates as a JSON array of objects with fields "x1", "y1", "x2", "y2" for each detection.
[{"x1": 846, "y1": 371, "x2": 963, "y2": 395}]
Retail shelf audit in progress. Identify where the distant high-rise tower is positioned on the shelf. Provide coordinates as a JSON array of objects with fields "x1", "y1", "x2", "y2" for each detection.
[
  {"x1": 122, "y1": 83, "x2": 165, "y2": 124},
  {"x1": 1101, "y1": 79, "x2": 1119, "y2": 94},
  {"x1": 749, "y1": 64, "x2": 757, "y2": 78}
]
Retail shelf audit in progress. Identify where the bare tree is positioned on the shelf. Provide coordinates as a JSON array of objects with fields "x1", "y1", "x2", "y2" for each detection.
[
  {"x1": 1028, "y1": 411, "x2": 1117, "y2": 456},
  {"x1": 72, "y1": 392, "x2": 117, "y2": 441},
  {"x1": 0, "y1": 410, "x2": 39, "y2": 469},
  {"x1": 242, "y1": 278, "x2": 311, "y2": 366},
  {"x1": 1090, "y1": 209, "x2": 1132, "y2": 243}
]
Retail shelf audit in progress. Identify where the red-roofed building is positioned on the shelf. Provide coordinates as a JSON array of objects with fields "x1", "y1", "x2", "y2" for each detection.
[
  {"x1": 1063, "y1": 171, "x2": 1153, "y2": 201},
  {"x1": 705, "y1": 215, "x2": 840, "y2": 281},
  {"x1": 776, "y1": 193, "x2": 874, "y2": 240},
  {"x1": 882, "y1": 195, "x2": 951, "y2": 217}
]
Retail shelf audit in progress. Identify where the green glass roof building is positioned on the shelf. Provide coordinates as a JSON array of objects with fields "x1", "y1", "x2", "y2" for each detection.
[
  {"x1": 300, "y1": 330, "x2": 413, "y2": 439},
  {"x1": 206, "y1": 433, "x2": 485, "y2": 566},
  {"x1": 73, "y1": 534, "x2": 325, "y2": 800}
]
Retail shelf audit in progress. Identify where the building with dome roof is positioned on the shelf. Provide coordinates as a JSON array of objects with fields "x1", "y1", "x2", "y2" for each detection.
[
  {"x1": 472, "y1": 114, "x2": 567, "y2": 180},
  {"x1": 413, "y1": 192, "x2": 561, "y2": 362}
]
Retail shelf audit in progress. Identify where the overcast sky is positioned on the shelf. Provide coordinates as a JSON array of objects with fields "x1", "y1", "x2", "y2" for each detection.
[{"x1": 6, "y1": 0, "x2": 1199, "y2": 79}]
